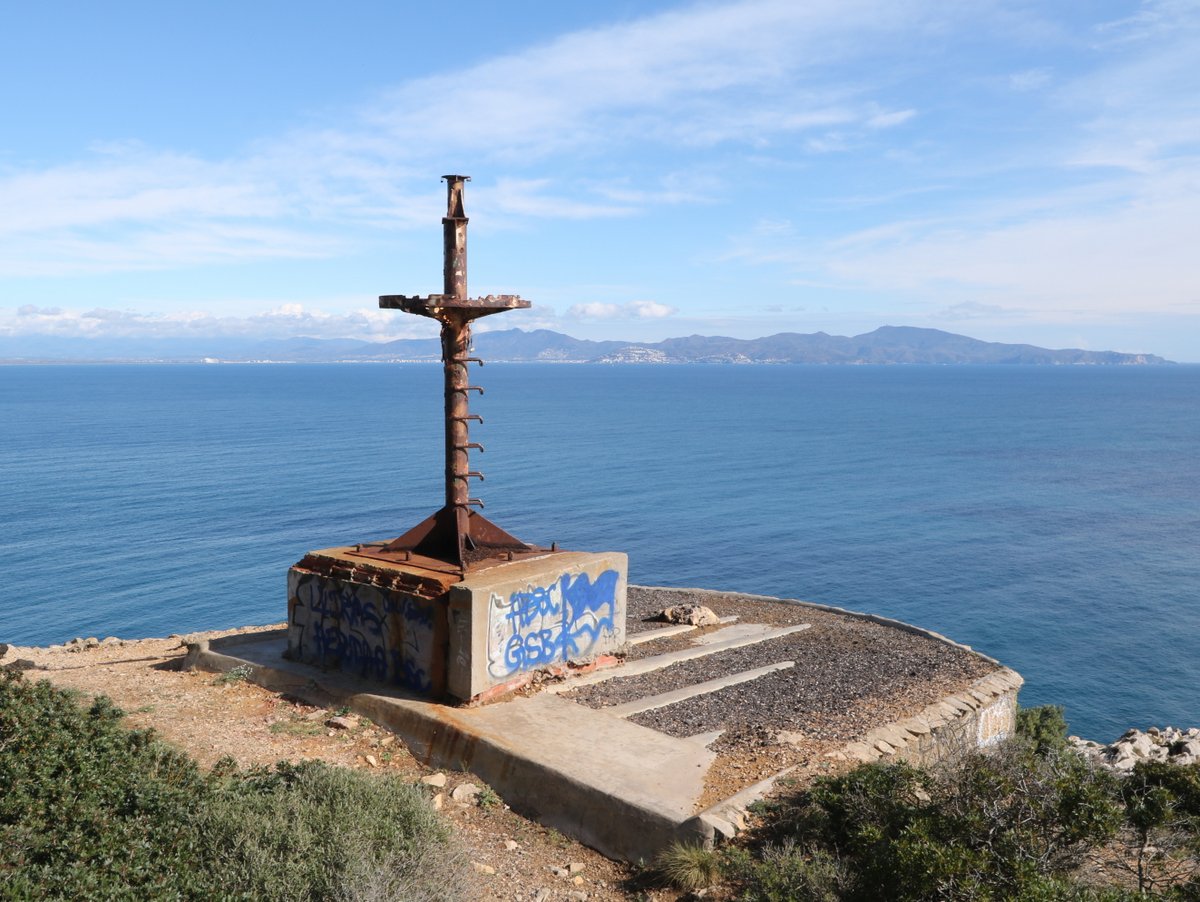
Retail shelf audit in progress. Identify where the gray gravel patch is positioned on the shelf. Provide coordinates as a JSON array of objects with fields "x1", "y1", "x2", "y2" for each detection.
[{"x1": 603, "y1": 586, "x2": 996, "y2": 743}]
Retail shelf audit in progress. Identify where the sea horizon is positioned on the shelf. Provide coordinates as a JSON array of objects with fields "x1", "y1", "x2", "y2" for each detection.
[{"x1": 2, "y1": 362, "x2": 1196, "y2": 742}]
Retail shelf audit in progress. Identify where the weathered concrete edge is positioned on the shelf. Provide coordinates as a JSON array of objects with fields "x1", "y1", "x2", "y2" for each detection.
[
  {"x1": 182, "y1": 636, "x2": 707, "y2": 862},
  {"x1": 633, "y1": 585, "x2": 1001, "y2": 665},
  {"x1": 690, "y1": 765, "x2": 798, "y2": 845}
]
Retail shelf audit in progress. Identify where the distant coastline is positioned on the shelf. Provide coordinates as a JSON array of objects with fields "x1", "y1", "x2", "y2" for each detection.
[{"x1": 0, "y1": 325, "x2": 1176, "y2": 366}]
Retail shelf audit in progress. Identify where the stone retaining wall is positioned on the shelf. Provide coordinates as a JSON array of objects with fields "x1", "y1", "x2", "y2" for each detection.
[{"x1": 839, "y1": 668, "x2": 1023, "y2": 767}]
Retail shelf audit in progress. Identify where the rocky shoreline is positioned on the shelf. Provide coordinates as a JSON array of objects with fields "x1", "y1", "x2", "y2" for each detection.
[{"x1": 1071, "y1": 726, "x2": 1200, "y2": 770}]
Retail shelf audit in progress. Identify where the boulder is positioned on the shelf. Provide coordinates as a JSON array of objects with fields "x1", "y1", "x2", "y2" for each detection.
[{"x1": 655, "y1": 604, "x2": 719, "y2": 627}]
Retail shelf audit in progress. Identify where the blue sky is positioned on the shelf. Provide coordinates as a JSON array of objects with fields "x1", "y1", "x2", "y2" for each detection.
[{"x1": 1, "y1": 1, "x2": 1198, "y2": 359}]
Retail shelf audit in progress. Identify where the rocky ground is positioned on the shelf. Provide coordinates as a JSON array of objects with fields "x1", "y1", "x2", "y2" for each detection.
[
  {"x1": 0, "y1": 588, "x2": 1009, "y2": 900},
  {"x1": 0, "y1": 630, "x2": 647, "y2": 902},
  {"x1": 1072, "y1": 726, "x2": 1200, "y2": 771}
]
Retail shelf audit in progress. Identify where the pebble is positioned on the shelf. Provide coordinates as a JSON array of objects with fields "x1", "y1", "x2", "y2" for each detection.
[
  {"x1": 470, "y1": 861, "x2": 495, "y2": 875},
  {"x1": 421, "y1": 772, "x2": 448, "y2": 788},
  {"x1": 504, "y1": 840, "x2": 520, "y2": 851},
  {"x1": 431, "y1": 793, "x2": 444, "y2": 810},
  {"x1": 451, "y1": 782, "x2": 480, "y2": 803},
  {"x1": 325, "y1": 715, "x2": 357, "y2": 730},
  {"x1": 364, "y1": 754, "x2": 379, "y2": 768},
  {"x1": 550, "y1": 866, "x2": 570, "y2": 878},
  {"x1": 568, "y1": 862, "x2": 585, "y2": 875}
]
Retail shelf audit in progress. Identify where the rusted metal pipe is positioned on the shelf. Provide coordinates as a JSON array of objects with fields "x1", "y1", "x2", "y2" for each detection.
[{"x1": 370, "y1": 175, "x2": 536, "y2": 573}]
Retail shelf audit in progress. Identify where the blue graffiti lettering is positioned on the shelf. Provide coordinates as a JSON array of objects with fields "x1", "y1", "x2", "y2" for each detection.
[
  {"x1": 505, "y1": 585, "x2": 560, "y2": 629},
  {"x1": 489, "y1": 569, "x2": 619, "y2": 677}
]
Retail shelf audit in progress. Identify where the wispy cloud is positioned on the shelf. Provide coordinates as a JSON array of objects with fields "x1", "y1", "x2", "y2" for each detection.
[
  {"x1": 566, "y1": 300, "x2": 678, "y2": 320},
  {"x1": 0, "y1": 0, "x2": 958, "y2": 277},
  {"x1": 0, "y1": 303, "x2": 434, "y2": 341},
  {"x1": 1008, "y1": 68, "x2": 1052, "y2": 92}
]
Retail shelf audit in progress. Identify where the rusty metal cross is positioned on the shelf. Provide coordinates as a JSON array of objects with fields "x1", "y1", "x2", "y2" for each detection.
[{"x1": 364, "y1": 175, "x2": 537, "y2": 574}]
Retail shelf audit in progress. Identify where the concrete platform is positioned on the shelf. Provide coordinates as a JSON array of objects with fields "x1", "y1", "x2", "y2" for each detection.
[
  {"x1": 186, "y1": 629, "x2": 714, "y2": 861},
  {"x1": 184, "y1": 586, "x2": 1022, "y2": 862}
]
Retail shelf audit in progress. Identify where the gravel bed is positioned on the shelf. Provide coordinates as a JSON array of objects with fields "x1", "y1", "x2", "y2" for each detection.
[
  {"x1": 608, "y1": 586, "x2": 995, "y2": 743},
  {"x1": 566, "y1": 634, "x2": 810, "y2": 707}
]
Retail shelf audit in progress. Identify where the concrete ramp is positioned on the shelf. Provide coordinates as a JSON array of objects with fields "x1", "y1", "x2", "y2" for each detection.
[{"x1": 187, "y1": 631, "x2": 714, "y2": 861}]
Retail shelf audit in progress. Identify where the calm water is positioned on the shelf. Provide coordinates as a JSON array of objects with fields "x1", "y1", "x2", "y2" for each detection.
[{"x1": 1, "y1": 363, "x2": 1197, "y2": 741}]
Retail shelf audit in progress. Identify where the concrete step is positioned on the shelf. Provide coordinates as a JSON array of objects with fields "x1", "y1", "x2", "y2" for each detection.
[
  {"x1": 625, "y1": 614, "x2": 738, "y2": 646},
  {"x1": 551, "y1": 622, "x2": 811, "y2": 691}
]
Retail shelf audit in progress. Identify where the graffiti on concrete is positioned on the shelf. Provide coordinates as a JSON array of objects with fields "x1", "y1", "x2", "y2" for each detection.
[
  {"x1": 487, "y1": 569, "x2": 620, "y2": 678},
  {"x1": 288, "y1": 572, "x2": 435, "y2": 692},
  {"x1": 976, "y1": 696, "x2": 1016, "y2": 747}
]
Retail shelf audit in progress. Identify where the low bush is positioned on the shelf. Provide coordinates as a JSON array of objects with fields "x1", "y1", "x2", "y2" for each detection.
[
  {"x1": 727, "y1": 707, "x2": 1200, "y2": 901},
  {"x1": 0, "y1": 668, "x2": 466, "y2": 900},
  {"x1": 655, "y1": 841, "x2": 723, "y2": 891},
  {"x1": 1016, "y1": 705, "x2": 1071, "y2": 756}
]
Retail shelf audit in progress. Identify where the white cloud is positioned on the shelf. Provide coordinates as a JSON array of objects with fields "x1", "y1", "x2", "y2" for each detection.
[
  {"x1": 866, "y1": 109, "x2": 916, "y2": 129},
  {"x1": 0, "y1": 303, "x2": 436, "y2": 341},
  {"x1": 0, "y1": 0, "x2": 964, "y2": 277},
  {"x1": 1008, "y1": 68, "x2": 1052, "y2": 92},
  {"x1": 821, "y1": 162, "x2": 1200, "y2": 319},
  {"x1": 566, "y1": 300, "x2": 678, "y2": 320},
  {"x1": 935, "y1": 301, "x2": 1024, "y2": 321}
]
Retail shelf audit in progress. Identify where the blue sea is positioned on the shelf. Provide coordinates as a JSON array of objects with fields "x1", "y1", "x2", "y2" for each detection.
[{"x1": 1, "y1": 363, "x2": 1197, "y2": 741}]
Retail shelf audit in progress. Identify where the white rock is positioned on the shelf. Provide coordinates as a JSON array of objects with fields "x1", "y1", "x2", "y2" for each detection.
[
  {"x1": 470, "y1": 861, "x2": 495, "y2": 876},
  {"x1": 421, "y1": 772, "x2": 447, "y2": 788},
  {"x1": 657, "y1": 604, "x2": 719, "y2": 626},
  {"x1": 451, "y1": 783, "x2": 480, "y2": 803},
  {"x1": 504, "y1": 839, "x2": 519, "y2": 851}
]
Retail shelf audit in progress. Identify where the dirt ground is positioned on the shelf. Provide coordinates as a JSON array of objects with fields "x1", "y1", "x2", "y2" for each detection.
[{"x1": 1, "y1": 628, "x2": 660, "y2": 902}]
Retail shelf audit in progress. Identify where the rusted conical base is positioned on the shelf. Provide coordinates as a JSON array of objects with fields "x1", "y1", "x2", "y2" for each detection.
[{"x1": 346, "y1": 506, "x2": 538, "y2": 575}]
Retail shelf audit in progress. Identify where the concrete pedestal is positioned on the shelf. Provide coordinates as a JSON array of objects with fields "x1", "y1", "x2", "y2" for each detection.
[{"x1": 286, "y1": 547, "x2": 627, "y2": 702}]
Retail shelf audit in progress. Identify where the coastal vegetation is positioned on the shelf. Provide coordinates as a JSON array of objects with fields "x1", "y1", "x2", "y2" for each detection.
[
  {"x1": 0, "y1": 668, "x2": 465, "y2": 901},
  {"x1": 5, "y1": 662, "x2": 1198, "y2": 901},
  {"x1": 659, "y1": 705, "x2": 1200, "y2": 900}
]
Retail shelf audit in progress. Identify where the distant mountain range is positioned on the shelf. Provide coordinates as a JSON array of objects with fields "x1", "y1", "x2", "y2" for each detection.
[{"x1": 0, "y1": 326, "x2": 1172, "y2": 365}]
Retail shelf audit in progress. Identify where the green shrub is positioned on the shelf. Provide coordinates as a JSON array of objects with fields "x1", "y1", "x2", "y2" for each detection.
[
  {"x1": 1117, "y1": 759, "x2": 1200, "y2": 895},
  {"x1": 729, "y1": 742, "x2": 1127, "y2": 902},
  {"x1": 0, "y1": 669, "x2": 467, "y2": 901},
  {"x1": 723, "y1": 841, "x2": 844, "y2": 902},
  {"x1": 1016, "y1": 705, "x2": 1071, "y2": 756}
]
